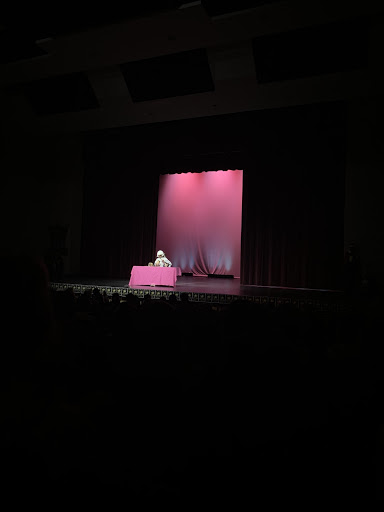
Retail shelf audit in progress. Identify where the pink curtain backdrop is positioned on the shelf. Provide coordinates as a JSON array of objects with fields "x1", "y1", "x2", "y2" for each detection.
[{"x1": 156, "y1": 170, "x2": 243, "y2": 277}]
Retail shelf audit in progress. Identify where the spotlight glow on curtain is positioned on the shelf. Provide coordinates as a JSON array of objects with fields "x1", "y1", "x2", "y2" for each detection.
[{"x1": 156, "y1": 170, "x2": 243, "y2": 277}]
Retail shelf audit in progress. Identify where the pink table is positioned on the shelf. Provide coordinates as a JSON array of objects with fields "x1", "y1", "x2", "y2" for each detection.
[{"x1": 129, "y1": 266, "x2": 181, "y2": 287}]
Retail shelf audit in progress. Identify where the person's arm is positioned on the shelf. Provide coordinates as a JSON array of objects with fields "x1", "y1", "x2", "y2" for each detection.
[{"x1": 164, "y1": 257, "x2": 172, "y2": 267}]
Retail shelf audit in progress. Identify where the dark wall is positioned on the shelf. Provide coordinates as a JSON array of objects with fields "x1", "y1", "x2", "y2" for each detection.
[{"x1": 0, "y1": 133, "x2": 83, "y2": 274}]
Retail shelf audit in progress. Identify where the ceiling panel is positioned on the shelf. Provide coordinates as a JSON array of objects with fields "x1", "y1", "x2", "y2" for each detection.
[{"x1": 120, "y1": 48, "x2": 214, "y2": 102}]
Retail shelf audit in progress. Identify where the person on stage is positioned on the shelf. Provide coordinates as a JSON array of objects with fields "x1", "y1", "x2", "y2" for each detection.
[{"x1": 154, "y1": 250, "x2": 172, "y2": 267}]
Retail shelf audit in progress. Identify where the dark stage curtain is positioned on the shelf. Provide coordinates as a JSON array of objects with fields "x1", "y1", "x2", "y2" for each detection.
[
  {"x1": 81, "y1": 102, "x2": 347, "y2": 289},
  {"x1": 81, "y1": 131, "x2": 159, "y2": 279},
  {"x1": 241, "y1": 105, "x2": 346, "y2": 289}
]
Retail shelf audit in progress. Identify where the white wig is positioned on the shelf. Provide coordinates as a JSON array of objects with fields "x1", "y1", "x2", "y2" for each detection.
[{"x1": 157, "y1": 250, "x2": 165, "y2": 257}]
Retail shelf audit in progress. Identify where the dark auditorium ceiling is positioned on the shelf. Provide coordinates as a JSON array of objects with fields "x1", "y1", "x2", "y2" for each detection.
[{"x1": 0, "y1": 0, "x2": 380, "y2": 135}]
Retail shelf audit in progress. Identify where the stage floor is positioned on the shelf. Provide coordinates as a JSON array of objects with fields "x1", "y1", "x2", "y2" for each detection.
[{"x1": 51, "y1": 275, "x2": 347, "y2": 311}]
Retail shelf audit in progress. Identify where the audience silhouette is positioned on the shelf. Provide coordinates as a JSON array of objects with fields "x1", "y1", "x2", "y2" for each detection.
[{"x1": 0, "y1": 251, "x2": 381, "y2": 504}]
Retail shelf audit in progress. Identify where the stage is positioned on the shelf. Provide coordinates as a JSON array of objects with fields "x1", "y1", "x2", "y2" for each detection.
[{"x1": 50, "y1": 275, "x2": 348, "y2": 312}]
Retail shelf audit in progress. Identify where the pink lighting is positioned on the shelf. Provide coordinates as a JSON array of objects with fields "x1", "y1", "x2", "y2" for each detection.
[{"x1": 156, "y1": 169, "x2": 243, "y2": 277}]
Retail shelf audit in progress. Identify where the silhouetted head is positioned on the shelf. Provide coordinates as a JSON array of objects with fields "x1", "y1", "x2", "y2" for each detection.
[{"x1": 111, "y1": 292, "x2": 120, "y2": 304}]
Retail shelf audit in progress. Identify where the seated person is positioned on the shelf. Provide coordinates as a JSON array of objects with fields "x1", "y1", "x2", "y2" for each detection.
[
  {"x1": 154, "y1": 250, "x2": 172, "y2": 267},
  {"x1": 148, "y1": 262, "x2": 154, "y2": 266}
]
